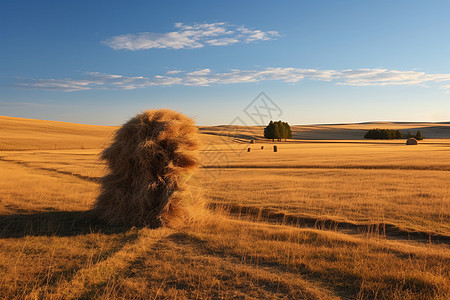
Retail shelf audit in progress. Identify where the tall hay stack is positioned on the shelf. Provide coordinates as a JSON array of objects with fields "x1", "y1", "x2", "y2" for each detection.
[{"x1": 94, "y1": 109, "x2": 200, "y2": 228}]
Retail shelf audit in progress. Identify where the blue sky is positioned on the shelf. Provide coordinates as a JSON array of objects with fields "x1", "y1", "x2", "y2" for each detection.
[{"x1": 1, "y1": 0, "x2": 450, "y2": 125}]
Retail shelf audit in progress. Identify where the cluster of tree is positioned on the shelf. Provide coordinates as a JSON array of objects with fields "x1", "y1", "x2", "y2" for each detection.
[
  {"x1": 364, "y1": 129, "x2": 403, "y2": 139},
  {"x1": 264, "y1": 120, "x2": 292, "y2": 141},
  {"x1": 406, "y1": 130, "x2": 424, "y2": 140},
  {"x1": 364, "y1": 129, "x2": 425, "y2": 140}
]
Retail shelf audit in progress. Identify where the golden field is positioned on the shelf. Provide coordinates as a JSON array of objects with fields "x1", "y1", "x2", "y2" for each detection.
[{"x1": 0, "y1": 116, "x2": 449, "y2": 299}]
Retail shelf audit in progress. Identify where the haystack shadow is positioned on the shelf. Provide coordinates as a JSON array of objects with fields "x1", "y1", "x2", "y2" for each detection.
[{"x1": 0, "y1": 210, "x2": 130, "y2": 238}]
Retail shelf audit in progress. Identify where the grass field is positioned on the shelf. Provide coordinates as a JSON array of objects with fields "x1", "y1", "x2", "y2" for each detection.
[{"x1": 0, "y1": 116, "x2": 449, "y2": 299}]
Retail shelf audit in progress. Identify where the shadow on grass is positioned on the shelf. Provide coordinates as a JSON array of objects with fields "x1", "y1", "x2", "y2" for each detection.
[
  {"x1": 209, "y1": 203, "x2": 450, "y2": 244},
  {"x1": 0, "y1": 210, "x2": 130, "y2": 238}
]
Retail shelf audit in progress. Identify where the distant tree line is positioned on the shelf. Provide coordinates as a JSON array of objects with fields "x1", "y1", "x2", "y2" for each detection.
[
  {"x1": 364, "y1": 129, "x2": 424, "y2": 140},
  {"x1": 364, "y1": 129, "x2": 403, "y2": 139},
  {"x1": 264, "y1": 120, "x2": 292, "y2": 141}
]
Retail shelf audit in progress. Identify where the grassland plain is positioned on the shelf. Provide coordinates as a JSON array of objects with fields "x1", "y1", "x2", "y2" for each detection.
[{"x1": 0, "y1": 116, "x2": 449, "y2": 299}]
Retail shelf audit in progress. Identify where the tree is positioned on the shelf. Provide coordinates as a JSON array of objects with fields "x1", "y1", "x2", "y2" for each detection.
[
  {"x1": 406, "y1": 131, "x2": 413, "y2": 139},
  {"x1": 414, "y1": 130, "x2": 423, "y2": 140},
  {"x1": 264, "y1": 120, "x2": 292, "y2": 141},
  {"x1": 274, "y1": 121, "x2": 282, "y2": 142},
  {"x1": 283, "y1": 121, "x2": 292, "y2": 140},
  {"x1": 264, "y1": 121, "x2": 276, "y2": 141}
]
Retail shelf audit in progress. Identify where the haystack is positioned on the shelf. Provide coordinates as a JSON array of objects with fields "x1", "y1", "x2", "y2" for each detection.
[
  {"x1": 94, "y1": 109, "x2": 199, "y2": 227},
  {"x1": 406, "y1": 138, "x2": 418, "y2": 145}
]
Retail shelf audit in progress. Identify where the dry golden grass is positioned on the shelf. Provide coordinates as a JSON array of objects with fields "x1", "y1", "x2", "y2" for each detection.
[
  {"x1": 202, "y1": 168, "x2": 450, "y2": 236},
  {"x1": 0, "y1": 160, "x2": 97, "y2": 214},
  {"x1": 0, "y1": 116, "x2": 449, "y2": 299},
  {"x1": 199, "y1": 141, "x2": 450, "y2": 170},
  {"x1": 0, "y1": 150, "x2": 104, "y2": 183},
  {"x1": 0, "y1": 116, "x2": 117, "y2": 150}
]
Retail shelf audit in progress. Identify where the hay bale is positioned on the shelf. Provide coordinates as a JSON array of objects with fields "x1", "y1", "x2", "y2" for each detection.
[
  {"x1": 406, "y1": 138, "x2": 418, "y2": 145},
  {"x1": 94, "y1": 109, "x2": 199, "y2": 227},
  {"x1": 250, "y1": 139, "x2": 255, "y2": 144},
  {"x1": 273, "y1": 145, "x2": 278, "y2": 152},
  {"x1": 247, "y1": 148, "x2": 251, "y2": 152},
  {"x1": 261, "y1": 146, "x2": 264, "y2": 150}
]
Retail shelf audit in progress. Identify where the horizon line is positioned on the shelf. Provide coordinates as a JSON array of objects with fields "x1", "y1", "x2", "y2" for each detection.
[{"x1": 1, "y1": 115, "x2": 449, "y2": 127}]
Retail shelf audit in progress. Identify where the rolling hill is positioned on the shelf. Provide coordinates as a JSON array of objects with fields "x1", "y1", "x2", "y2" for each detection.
[{"x1": 1, "y1": 115, "x2": 449, "y2": 150}]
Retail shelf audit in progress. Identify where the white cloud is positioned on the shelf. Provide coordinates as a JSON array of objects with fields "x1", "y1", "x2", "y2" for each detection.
[
  {"x1": 334, "y1": 69, "x2": 437, "y2": 86},
  {"x1": 166, "y1": 70, "x2": 182, "y2": 74},
  {"x1": 206, "y1": 38, "x2": 239, "y2": 46},
  {"x1": 16, "y1": 78, "x2": 94, "y2": 92},
  {"x1": 186, "y1": 68, "x2": 211, "y2": 76},
  {"x1": 102, "y1": 22, "x2": 279, "y2": 50},
  {"x1": 16, "y1": 67, "x2": 450, "y2": 91}
]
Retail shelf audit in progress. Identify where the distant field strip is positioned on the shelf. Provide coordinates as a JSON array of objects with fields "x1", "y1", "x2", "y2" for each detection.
[
  {"x1": 2, "y1": 156, "x2": 449, "y2": 174},
  {"x1": 0, "y1": 157, "x2": 100, "y2": 183},
  {"x1": 202, "y1": 164, "x2": 450, "y2": 171}
]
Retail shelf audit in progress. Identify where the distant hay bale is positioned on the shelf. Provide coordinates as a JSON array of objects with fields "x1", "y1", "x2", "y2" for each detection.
[
  {"x1": 250, "y1": 139, "x2": 255, "y2": 144},
  {"x1": 94, "y1": 109, "x2": 200, "y2": 228},
  {"x1": 406, "y1": 138, "x2": 418, "y2": 145}
]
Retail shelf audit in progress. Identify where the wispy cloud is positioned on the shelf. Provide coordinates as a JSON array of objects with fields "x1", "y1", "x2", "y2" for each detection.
[
  {"x1": 102, "y1": 22, "x2": 279, "y2": 50},
  {"x1": 0, "y1": 101, "x2": 66, "y2": 108},
  {"x1": 335, "y1": 69, "x2": 450, "y2": 86},
  {"x1": 15, "y1": 67, "x2": 450, "y2": 92}
]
